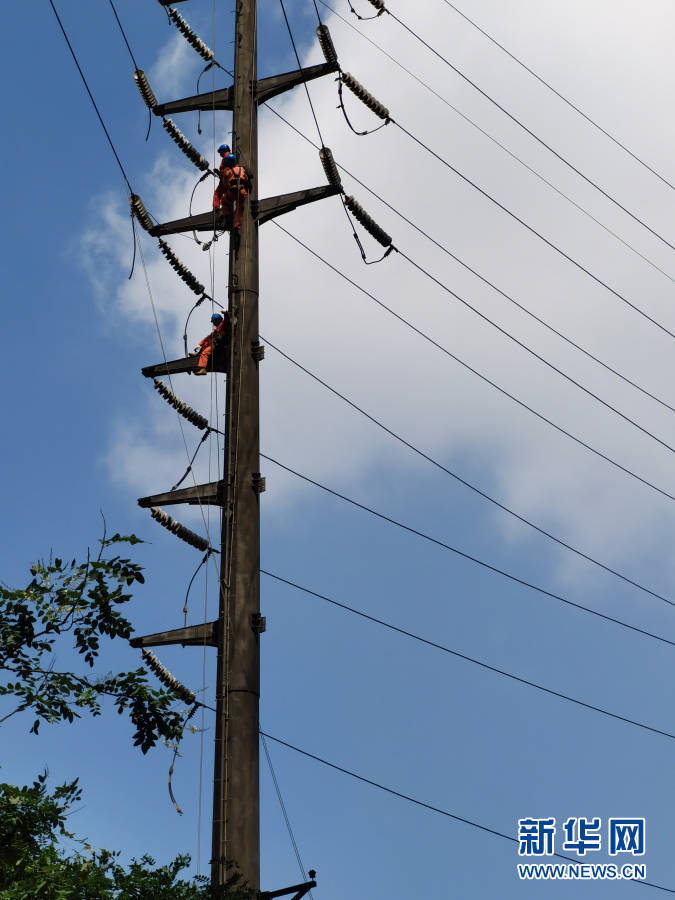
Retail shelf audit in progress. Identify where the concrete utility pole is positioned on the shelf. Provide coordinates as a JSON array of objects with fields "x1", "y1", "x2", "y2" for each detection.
[
  {"x1": 213, "y1": 0, "x2": 261, "y2": 889},
  {"x1": 132, "y1": 2, "x2": 342, "y2": 895}
]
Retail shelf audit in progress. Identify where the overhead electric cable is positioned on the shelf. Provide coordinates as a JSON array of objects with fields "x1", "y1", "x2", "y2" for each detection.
[
  {"x1": 107, "y1": 0, "x2": 140, "y2": 70},
  {"x1": 394, "y1": 246, "x2": 675, "y2": 456},
  {"x1": 264, "y1": 100, "x2": 675, "y2": 413},
  {"x1": 317, "y1": 0, "x2": 675, "y2": 287},
  {"x1": 260, "y1": 454, "x2": 675, "y2": 611},
  {"x1": 273, "y1": 222, "x2": 675, "y2": 504},
  {"x1": 439, "y1": 0, "x2": 675, "y2": 195},
  {"x1": 391, "y1": 118, "x2": 675, "y2": 340},
  {"x1": 261, "y1": 735, "x2": 315, "y2": 900},
  {"x1": 279, "y1": 0, "x2": 325, "y2": 145},
  {"x1": 260, "y1": 732, "x2": 675, "y2": 894},
  {"x1": 375, "y1": 4, "x2": 675, "y2": 255},
  {"x1": 262, "y1": 567, "x2": 675, "y2": 660},
  {"x1": 48, "y1": 0, "x2": 132, "y2": 193},
  {"x1": 262, "y1": 337, "x2": 672, "y2": 604},
  {"x1": 263, "y1": 571, "x2": 675, "y2": 740}
]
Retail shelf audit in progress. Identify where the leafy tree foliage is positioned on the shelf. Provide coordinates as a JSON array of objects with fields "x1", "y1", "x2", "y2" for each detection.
[
  {"x1": 0, "y1": 534, "x2": 253, "y2": 898},
  {"x1": 0, "y1": 532, "x2": 184, "y2": 752}
]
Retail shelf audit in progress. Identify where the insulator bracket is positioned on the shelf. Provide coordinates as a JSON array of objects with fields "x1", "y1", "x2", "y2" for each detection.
[
  {"x1": 251, "y1": 340, "x2": 265, "y2": 362},
  {"x1": 319, "y1": 147, "x2": 342, "y2": 191},
  {"x1": 142, "y1": 649, "x2": 196, "y2": 705},
  {"x1": 130, "y1": 194, "x2": 154, "y2": 233},
  {"x1": 162, "y1": 118, "x2": 210, "y2": 171},
  {"x1": 158, "y1": 239, "x2": 205, "y2": 296},
  {"x1": 316, "y1": 25, "x2": 338, "y2": 66},
  {"x1": 133, "y1": 69, "x2": 157, "y2": 110},
  {"x1": 344, "y1": 195, "x2": 392, "y2": 247},
  {"x1": 153, "y1": 379, "x2": 209, "y2": 430},
  {"x1": 341, "y1": 72, "x2": 390, "y2": 121},
  {"x1": 251, "y1": 613, "x2": 267, "y2": 635},
  {"x1": 149, "y1": 507, "x2": 210, "y2": 551},
  {"x1": 167, "y1": 7, "x2": 214, "y2": 62}
]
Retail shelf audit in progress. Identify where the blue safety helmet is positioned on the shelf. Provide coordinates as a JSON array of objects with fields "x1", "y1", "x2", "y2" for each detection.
[
  {"x1": 223, "y1": 153, "x2": 237, "y2": 167},
  {"x1": 211, "y1": 313, "x2": 223, "y2": 323},
  {"x1": 217, "y1": 144, "x2": 230, "y2": 154}
]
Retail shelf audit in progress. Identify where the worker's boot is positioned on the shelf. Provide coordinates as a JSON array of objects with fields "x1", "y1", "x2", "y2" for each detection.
[{"x1": 195, "y1": 368, "x2": 208, "y2": 376}]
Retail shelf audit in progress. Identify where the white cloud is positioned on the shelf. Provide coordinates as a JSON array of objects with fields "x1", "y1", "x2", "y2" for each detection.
[{"x1": 82, "y1": 0, "x2": 675, "y2": 584}]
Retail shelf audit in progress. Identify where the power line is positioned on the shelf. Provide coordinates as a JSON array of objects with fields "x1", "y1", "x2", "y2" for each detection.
[
  {"x1": 318, "y1": 0, "x2": 675, "y2": 289},
  {"x1": 379, "y1": 4, "x2": 675, "y2": 255},
  {"x1": 439, "y1": 0, "x2": 675, "y2": 196},
  {"x1": 48, "y1": 0, "x2": 132, "y2": 194},
  {"x1": 279, "y1": 0, "x2": 325, "y2": 146},
  {"x1": 260, "y1": 454, "x2": 675, "y2": 612},
  {"x1": 272, "y1": 222, "x2": 675, "y2": 504},
  {"x1": 261, "y1": 734, "x2": 315, "y2": 900},
  {"x1": 391, "y1": 118, "x2": 675, "y2": 341},
  {"x1": 262, "y1": 336, "x2": 673, "y2": 604},
  {"x1": 106, "y1": 0, "x2": 140, "y2": 70},
  {"x1": 395, "y1": 244, "x2": 675, "y2": 457},
  {"x1": 264, "y1": 99, "x2": 675, "y2": 415},
  {"x1": 263, "y1": 571, "x2": 675, "y2": 741},
  {"x1": 262, "y1": 565, "x2": 675, "y2": 654},
  {"x1": 260, "y1": 732, "x2": 675, "y2": 894}
]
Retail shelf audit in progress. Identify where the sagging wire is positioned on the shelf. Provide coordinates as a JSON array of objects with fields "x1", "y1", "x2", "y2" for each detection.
[
  {"x1": 168, "y1": 702, "x2": 200, "y2": 815},
  {"x1": 261, "y1": 734, "x2": 315, "y2": 900},
  {"x1": 171, "y1": 430, "x2": 212, "y2": 492},
  {"x1": 341, "y1": 194, "x2": 394, "y2": 264},
  {"x1": 183, "y1": 550, "x2": 214, "y2": 624},
  {"x1": 196, "y1": 59, "x2": 230, "y2": 134},
  {"x1": 347, "y1": 0, "x2": 386, "y2": 19},
  {"x1": 337, "y1": 71, "x2": 390, "y2": 135}
]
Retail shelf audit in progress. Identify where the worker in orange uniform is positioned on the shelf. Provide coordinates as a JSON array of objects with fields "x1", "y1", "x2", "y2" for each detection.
[
  {"x1": 213, "y1": 151, "x2": 249, "y2": 232},
  {"x1": 193, "y1": 312, "x2": 229, "y2": 375}
]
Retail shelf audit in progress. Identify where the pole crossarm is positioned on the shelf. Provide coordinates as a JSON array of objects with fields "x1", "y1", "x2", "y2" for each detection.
[
  {"x1": 137, "y1": 480, "x2": 225, "y2": 508},
  {"x1": 259, "y1": 880, "x2": 317, "y2": 900},
  {"x1": 141, "y1": 353, "x2": 228, "y2": 378},
  {"x1": 151, "y1": 62, "x2": 338, "y2": 117},
  {"x1": 255, "y1": 62, "x2": 338, "y2": 104},
  {"x1": 149, "y1": 185, "x2": 342, "y2": 237},
  {"x1": 254, "y1": 184, "x2": 342, "y2": 224},
  {"x1": 130, "y1": 620, "x2": 219, "y2": 649}
]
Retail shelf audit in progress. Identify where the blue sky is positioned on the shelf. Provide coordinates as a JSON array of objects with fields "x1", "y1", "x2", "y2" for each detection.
[{"x1": 3, "y1": 0, "x2": 675, "y2": 896}]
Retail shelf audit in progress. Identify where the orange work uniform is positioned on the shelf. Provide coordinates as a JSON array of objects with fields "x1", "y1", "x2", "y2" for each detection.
[
  {"x1": 213, "y1": 164, "x2": 249, "y2": 229},
  {"x1": 197, "y1": 315, "x2": 229, "y2": 369}
]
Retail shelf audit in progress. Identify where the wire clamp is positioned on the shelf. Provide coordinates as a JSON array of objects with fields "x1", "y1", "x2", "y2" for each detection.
[{"x1": 252, "y1": 473, "x2": 266, "y2": 494}]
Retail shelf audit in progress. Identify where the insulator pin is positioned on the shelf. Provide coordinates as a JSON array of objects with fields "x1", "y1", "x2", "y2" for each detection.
[
  {"x1": 167, "y1": 7, "x2": 214, "y2": 62},
  {"x1": 142, "y1": 649, "x2": 196, "y2": 705},
  {"x1": 130, "y1": 194, "x2": 153, "y2": 233},
  {"x1": 316, "y1": 25, "x2": 338, "y2": 66},
  {"x1": 341, "y1": 72, "x2": 389, "y2": 121},
  {"x1": 153, "y1": 379, "x2": 209, "y2": 430},
  {"x1": 319, "y1": 147, "x2": 342, "y2": 190},
  {"x1": 345, "y1": 196, "x2": 392, "y2": 247},
  {"x1": 133, "y1": 69, "x2": 157, "y2": 110},
  {"x1": 162, "y1": 118, "x2": 210, "y2": 172},
  {"x1": 367, "y1": 0, "x2": 387, "y2": 13},
  {"x1": 149, "y1": 506, "x2": 210, "y2": 552},
  {"x1": 158, "y1": 239, "x2": 205, "y2": 296}
]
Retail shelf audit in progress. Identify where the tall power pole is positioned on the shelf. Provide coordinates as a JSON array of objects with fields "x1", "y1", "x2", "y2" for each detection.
[
  {"x1": 131, "y1": 1, "x2": 343, "y2": 894},
  {"x1": 213, "y1": 0, "x2": 261, "y2": 889}
]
